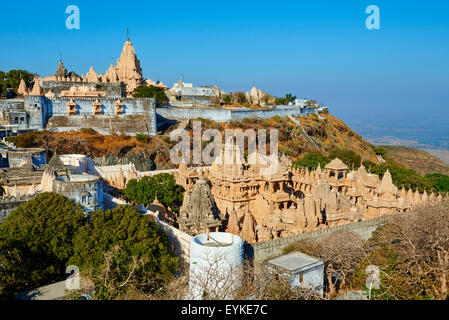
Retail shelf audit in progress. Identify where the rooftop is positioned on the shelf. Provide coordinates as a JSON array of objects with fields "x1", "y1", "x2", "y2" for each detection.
[
  {"x1": 56, "y1": 174, "x2": 100, "y2": 183},
  {"x1": 265, "y1": 252, "x2": 323, "y2": 272}
]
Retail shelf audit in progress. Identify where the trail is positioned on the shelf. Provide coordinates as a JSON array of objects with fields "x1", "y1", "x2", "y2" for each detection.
[{"x1": 288, "y1": 115, "x2": 322, "y2": 153}]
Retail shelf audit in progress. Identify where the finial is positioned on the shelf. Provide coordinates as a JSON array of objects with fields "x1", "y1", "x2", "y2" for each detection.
[
  {"x1": 127, "y1": 28, "x2": 129, "y2": 41},
  {"x1": 59, "y1": 53, "x2": 62, "y2": 62}
]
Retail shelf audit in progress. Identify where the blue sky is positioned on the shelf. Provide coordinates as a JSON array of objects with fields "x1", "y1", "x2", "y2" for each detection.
[{"x1": 1, "y1": 0, "x2": 449, "y2": 126}]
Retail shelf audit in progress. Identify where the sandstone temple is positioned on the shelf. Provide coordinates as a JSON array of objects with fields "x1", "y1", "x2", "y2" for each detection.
[
  {"x1": 0, "y1": 37, "x2": 158, "y2": 136},
  {"x1": 174, "y1": 148, "x2": 445, "y2": 243}
]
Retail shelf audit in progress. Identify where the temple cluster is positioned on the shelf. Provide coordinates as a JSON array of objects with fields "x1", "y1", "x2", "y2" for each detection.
[
  {"x1": 174, "y1": 149, "x2": 445, "y2": 243},
  {"x1": 1, "y1": 37, "x2": 158, "y2": 136}
]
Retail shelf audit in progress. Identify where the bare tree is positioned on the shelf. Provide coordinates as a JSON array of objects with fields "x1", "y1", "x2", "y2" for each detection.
[
  {"x1": 283, "y1": 230, "x2": 367, "y2": 298},
  {"x1": 365, "y1": 200, "x2": 449, "y2": 300}
]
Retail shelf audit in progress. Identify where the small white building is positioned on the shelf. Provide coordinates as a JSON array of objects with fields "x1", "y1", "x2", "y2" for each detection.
[{"x1": 263, "y1": 251, "x2": 324, "y2": 296}]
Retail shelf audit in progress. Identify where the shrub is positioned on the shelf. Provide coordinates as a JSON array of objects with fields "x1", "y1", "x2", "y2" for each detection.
[
  {"x1": 328, "y1": 149, "x2": 362, "y2": 169},
  {"x1": 135, "y1": 133, "x2": 149, "y2": 143},
  {"x1": 294, "y1": 152, "x2": 330, "y2": 170},
  {"x1": 123, "y1": 173, "x2": 184, "y2": 213},
  {"x1": 133, "y1": 86, "x2": 168, "y2": 106},
  {"x1": 372, "y1": 146, "x2": 387, "y2": 157},
  {"x1": 70, "y1": 205, "x2": 178, "y2": 299},
  {"x1": 425, "y1": 173, "x2": 449, "y2": 193},
  {"x1": 0, "y1": 193, "x2": 86, "y2": 296}
]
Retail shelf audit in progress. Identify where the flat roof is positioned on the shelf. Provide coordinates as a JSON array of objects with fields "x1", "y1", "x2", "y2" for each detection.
[{"x1": 265, "y1": 252, "x2": 323, "y2": 272}]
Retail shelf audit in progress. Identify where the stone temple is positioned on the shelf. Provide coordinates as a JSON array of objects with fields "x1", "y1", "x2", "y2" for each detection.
[
  {"x1": 0, "y1": 150, "x2": 103, "y2": 223},
  {"x1": 176, "y1": 147, "x2": 445, "y2": 243},
  {"x1": 0, "y1": 37, "x2": 158, "y2": 136}
]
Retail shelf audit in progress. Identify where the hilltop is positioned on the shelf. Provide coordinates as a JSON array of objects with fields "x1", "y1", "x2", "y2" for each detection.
[
  {"x1": 6, "y1": 112, "x2": 449, "y2": 194},
  {"x1": 4, "y1": 113, "x2": 399, "y2": 168},
  {"x1": 192, "y1": 112, "x2": 380, "y2": 164},
  {"x1": 6, "y1": 129, "x2": 175, "y2": 171}
]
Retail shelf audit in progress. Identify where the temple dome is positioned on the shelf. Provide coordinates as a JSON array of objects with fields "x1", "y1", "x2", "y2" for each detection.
[{"x1": 325, "y1": 158, "x2": 348, "y2": 171}]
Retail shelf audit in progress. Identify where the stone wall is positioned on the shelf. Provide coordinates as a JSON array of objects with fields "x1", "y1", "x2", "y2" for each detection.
[
  {"x1": 156, "y1": 106, "x2": 319, "y2": 123},
  {"x1": 41, "y1": 81, "x2": 125, "y2": 98},
  {"x1": 0, "y1": 195, "x2": 36, "y2": 223},
  {"x1": 43, "y1": 97, "x2": 153, "y2": 117},
  {"x1": 157, "y1": 219, "x2": 193, "y2": 265},
  {"x1": 250, "y1": 213, "x2": 406, "y2": 269},
  {"x1": 103, "y1": 192, "x2": 128, "y2": 210},
  {"x1": 1, "y1": 96, "x2": 158, "y2": 136},
  {"x1": 101, "y1": 191, "x2": 192, "y2": 264},
  {"x1": 46, "y1": 114, "x2": 156, "y2": 136},
  {"x1": 7, "y1": 148, "x2": 47, "y2": 168},
  {"x1": 43, "y1": 97, "x2": 156, "y2": 136},
  {"x1": 53, "y1": 175, "x2": 104, "y2": 212}
]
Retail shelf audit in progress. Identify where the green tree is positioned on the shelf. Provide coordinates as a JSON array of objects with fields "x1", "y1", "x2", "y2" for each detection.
[
  {"x1": 425, "y1": 173, "x2": 449, "y2": 194},
  {"x1": 364, "y1": 161, "x2": 433, "y2": 193},
  {"x1": 0, "y1": 193, "x2": 86, "y2": 296},
  {"x1": 276, "y1": 97, "x2": 289, "y2": 105},
  {"x1": 329, "y1": 149, "x2": 362, "y2": 169},
  {"x1": 133, "y1": 85, "x2": 168, "y2": 106},
  {"x1": 294, "y1": 152, "x2": 330, "y2": 170},
  {"x1": 0, "y1": 70, "x2": 36, "y2": 94},
  {"x1": 233, "y1": 91, "x2": 247, "y2": 104},
  {"x1": 222, "y1": 94, "x2": 232, "y2": 105},
  {"x1": 69, "y1": 205, "x2": 178, "y2": 299},
  {"x1": 0, "y1": 238, "x2": 38, "y2": 298},
  {"x1": 285, "y1": 93, "x2": 297, "y2": 103},
  {"x1": 123, "y1": 173, "x2": 184, "y2": 213}
]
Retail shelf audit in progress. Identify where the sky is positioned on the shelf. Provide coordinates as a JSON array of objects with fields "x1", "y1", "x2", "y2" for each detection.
[{"x1": 1, "y1": 0, "x2": 449, "y2": 135}]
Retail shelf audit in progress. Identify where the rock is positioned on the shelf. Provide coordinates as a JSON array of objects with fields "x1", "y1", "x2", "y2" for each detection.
[{"x1": 94, "y1": 150, "x2": 156, "y2": 171}]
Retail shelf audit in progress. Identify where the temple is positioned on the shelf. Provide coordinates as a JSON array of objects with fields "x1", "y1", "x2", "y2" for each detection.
[
  {"x1": 0, "y1": 36, "x2": 159, "y2": 136},
  {"x1": 175, "y1": 146, "x2": 444, "y2": 243}
]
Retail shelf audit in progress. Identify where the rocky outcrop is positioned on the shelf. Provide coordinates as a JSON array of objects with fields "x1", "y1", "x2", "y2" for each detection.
[{"x1": 93, "y1": 150, "x2": 156, "y2": 172}]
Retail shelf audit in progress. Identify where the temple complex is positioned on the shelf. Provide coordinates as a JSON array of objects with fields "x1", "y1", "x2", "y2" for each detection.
[
  {"x1": 175, "y1": 147, "x2": 444, "y2": 243},
  {"x1": 0, "y1": 37, "x2": 158, "y2": 136},
  {"x1": 0, "y1": 151, "x2": 104, "y2": 222},
  {"x1": 39, "y1": 37, "x2": 165, "y2": 95}
]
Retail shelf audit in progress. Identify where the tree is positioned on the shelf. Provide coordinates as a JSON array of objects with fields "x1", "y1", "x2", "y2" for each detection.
[
  {"x1": 222, "y1": 94, "x2": 232, "y2": 105},
  {"x1": 285, "y1": 93, "x2": 297, "y2": 103},
  {"x1": 356, "y1": 200, "x2": 449, "y2": 300},
  {"x1": 328, "y1": 149, "x2": 362, "y2": 169},
  {"x1": 133, "y1": 85, "x2": 168, "y2": 106},
  {"x1": 0, "y1": 70, "x2": 36, "y2": 94},
  {"x1": 284, "y1": 231, "x2": 367, "y2": 298},
  {"x1": 0, "y1": 193, "x2": 86, "y2": 296},
  {"x1": 69, "y1": 205, "x2": 179, "y2": 299},
  {"x1": 233, "y1": 91, "x2": 247, "y2": 104},
  {"x1": 294, "y1": 152, "x2": 330, "y2": 170},
  {"x1": 123, "y1": 173, "x2": 184, "y2": 213},
  {"x1": 425, "y1": 173, "x2": 449, "y2": 194},
  {"x1": 276, "y1": 97, "x2": 289, "y2": 105},
  {"x1": 0, "y1": 238, "x2": 38, "y2": 298}
]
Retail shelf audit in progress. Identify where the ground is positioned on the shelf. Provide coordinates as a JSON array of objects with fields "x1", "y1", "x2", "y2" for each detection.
[{"x1": 382, "y1": 145, "x2": 449, "y2": 176}]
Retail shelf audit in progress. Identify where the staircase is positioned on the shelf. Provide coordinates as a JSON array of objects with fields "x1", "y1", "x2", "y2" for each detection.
[{"x1": 288, "y1": 115, "x2": 322, "y2": 153}]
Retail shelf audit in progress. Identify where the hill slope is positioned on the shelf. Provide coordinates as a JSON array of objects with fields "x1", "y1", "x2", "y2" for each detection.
[{"x1": 382, "y1": 145, "x2": 449, "y2": 176}]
